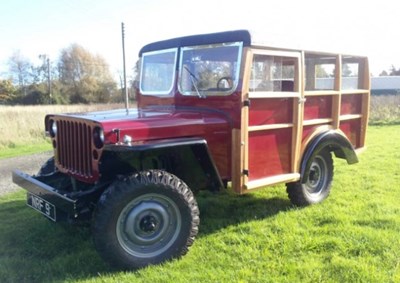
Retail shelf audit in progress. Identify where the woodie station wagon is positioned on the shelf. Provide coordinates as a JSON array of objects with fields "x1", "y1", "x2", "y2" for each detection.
[{"x1": 13, "y1": 30, "x2": 370, "y2": 269}]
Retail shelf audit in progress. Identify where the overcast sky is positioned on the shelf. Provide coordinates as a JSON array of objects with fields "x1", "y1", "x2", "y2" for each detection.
[{"x1": 0, "y1": 0, "x2": 398, "y2": 78}]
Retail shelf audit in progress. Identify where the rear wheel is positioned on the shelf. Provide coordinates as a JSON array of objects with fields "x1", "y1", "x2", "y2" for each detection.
[
  {"x1": 286, "y1": 150, "x2": 333, "y2": 206},
  {"x1": 92, "y1": 170, "x2": 199, "y2": 269}
]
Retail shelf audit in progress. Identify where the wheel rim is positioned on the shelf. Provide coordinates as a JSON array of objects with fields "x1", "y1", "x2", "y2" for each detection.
[
  {"x1": 305, "y1": 155, "x2": 328, "y2": 198},
  {"x1": 116, "y1": 193, "x2": 181, "y2": 258}
]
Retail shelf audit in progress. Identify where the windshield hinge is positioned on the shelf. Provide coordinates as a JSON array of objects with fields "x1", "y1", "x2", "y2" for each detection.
[{"x1": 243, "y1": 100, "x2": 251, "y2": 107}]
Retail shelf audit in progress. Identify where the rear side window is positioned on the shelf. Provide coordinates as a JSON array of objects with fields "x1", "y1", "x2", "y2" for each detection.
[
  {"x1": 305, "y1": 54, "x2": 336, "y2": 91},
  {"x1": 250, "y1": 54, "x2": 297, "y2": 92}
]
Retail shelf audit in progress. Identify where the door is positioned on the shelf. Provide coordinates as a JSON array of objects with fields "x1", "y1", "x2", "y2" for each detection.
[{"x1": 238, "y1": 49, "x2": 304, "y2": 193}]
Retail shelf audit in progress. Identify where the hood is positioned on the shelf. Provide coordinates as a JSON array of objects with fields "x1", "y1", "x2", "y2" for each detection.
[{"x1": 53, "y1": 106, "x2": 231, "y2": 144}]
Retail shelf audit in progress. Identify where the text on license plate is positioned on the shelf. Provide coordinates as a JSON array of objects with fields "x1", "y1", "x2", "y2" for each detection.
[{"x1": 27, "y1": 193, "x2": 56, "y2": 221}]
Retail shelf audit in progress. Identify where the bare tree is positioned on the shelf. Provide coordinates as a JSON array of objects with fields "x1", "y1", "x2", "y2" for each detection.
[{"x1": 8, "y1": 50, "x2": 32, "y2": 92}]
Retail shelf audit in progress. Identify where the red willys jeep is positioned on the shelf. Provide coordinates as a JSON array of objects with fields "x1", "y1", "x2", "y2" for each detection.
[{"x1": 13, "y1": 30, "x2": 370, "y2": 269}]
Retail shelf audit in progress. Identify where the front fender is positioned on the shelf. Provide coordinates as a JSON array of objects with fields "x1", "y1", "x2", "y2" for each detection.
[
  {"x1": 300, "y1": 130, "x2": 358, "y2": 183},
  {"x1": 100, "y1": 137, "x2": 224, "y2": 192}
]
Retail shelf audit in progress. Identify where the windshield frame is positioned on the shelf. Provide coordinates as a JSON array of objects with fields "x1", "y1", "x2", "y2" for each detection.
[{"x1": 178, "y1": 42, "x2": 243, "y2": 97}]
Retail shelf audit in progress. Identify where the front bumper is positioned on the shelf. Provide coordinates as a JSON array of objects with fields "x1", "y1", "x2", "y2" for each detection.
[{"x1": 12, "y1": 170, "x2": 78, "y2": 220}]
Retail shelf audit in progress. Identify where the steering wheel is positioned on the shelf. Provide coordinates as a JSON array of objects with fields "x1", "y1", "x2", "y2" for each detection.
[{"x1": 217, "y1": 77, "x2": 233, "y2": 90}]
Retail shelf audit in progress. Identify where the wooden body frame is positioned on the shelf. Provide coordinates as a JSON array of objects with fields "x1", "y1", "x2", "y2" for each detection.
[{"x1": 232, "y1": 47, "x2": 370, "y2": 194}]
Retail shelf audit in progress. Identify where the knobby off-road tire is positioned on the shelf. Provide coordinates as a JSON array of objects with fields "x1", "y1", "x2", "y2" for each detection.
[
  {"x1": 92, "y1": 170, "x2": 200, "y2": 270},
  {"x1": 286, "y1": 150, "x2": 333, "y2": 206}
]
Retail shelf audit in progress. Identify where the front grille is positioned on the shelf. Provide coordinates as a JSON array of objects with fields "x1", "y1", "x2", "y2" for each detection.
[{"x1": 51, "y1": 117, "x2": 102, "y2": 183}]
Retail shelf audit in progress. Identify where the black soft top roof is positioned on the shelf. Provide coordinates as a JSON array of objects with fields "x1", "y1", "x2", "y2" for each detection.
[{"x1": 139, "y1": 30, "x2": 251, "y2": 56}]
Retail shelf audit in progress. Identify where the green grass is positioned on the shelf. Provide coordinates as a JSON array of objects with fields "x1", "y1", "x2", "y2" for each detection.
[
  {"x1": 0, "y1": 142, "x2": 52, "y2": 159},
  {"x1": 1, "y1": 125, "x2": 399, "y2": 282}
]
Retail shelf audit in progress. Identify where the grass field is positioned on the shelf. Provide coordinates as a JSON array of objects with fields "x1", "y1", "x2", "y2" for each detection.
[{"x1": 0, "y1": 125, "x2": 399, "y2": 282}]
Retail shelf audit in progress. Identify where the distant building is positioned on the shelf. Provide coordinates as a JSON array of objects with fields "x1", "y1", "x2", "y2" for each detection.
[{"x1": 371, "y1": 76, "x2": 400, "y2": 95}]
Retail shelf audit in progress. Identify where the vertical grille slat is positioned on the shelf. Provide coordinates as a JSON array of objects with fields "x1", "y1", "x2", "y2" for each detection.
[
  {"x1": 78, "y1": 123, "x2": 83, "y2": 174},
  {"x1": 54, "y1": 118, "x2": 99, "y2": 182},
  {"x1": 87, "y1": 125, "x2": 92, "y2": 176},
  {"x1": 72, "y1": 122, "x2": 78, "y2": 172}
]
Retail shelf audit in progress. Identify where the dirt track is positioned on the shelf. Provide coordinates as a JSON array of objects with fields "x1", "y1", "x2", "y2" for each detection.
[{"x1": 0, "y1": 151, "x2": 53, "y2": 196}]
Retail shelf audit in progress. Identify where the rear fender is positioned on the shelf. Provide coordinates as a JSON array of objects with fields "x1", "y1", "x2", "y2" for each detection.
[
  {"x1": 300, "y1": 130, "x2": 358, "y2": 183},
  {"x1": 101, "y1": 137, "x2": 224, "y2": 192}
]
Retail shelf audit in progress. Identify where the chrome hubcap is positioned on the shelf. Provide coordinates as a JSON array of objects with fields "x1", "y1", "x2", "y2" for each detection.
[{"x1": 116, "y1": 193, "x2": 181, "y2": 258}]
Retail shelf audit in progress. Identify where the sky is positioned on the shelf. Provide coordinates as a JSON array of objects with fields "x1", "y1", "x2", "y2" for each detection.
[{"x1": 0, "y1": 0, "x2": 399, "y2": 79}]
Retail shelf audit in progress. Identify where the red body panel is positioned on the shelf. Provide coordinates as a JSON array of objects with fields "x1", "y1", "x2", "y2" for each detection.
[
  {"x1": 248, "y1": 128, "x2": 292, "y2": 180},
  {"x1": 249, "y1": 98, "x2": 293, "y2": 125},
  {"x1": 247, "y1": 97, "x2": 294, "y2": 180},
  {"x1": 341, "y1": 94, "x2": 362, "y2": 115},
  {"x1": 340, "y1": 119, "x2": 362, "y2": 148},
  {"x1": 304, "y1": 96, "x2": 332, "y2": 120}
]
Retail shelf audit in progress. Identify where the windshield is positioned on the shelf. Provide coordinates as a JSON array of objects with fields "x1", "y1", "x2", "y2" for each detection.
[
  {"x1": 140, "y1": 48, "x2": 177, "y2": 95},
  {"x1": 179, "y1": 42, "x2": 242, "y2": 96}
]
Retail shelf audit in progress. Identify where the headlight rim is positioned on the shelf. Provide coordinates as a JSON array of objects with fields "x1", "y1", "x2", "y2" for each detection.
[
  {"x1": 49, "y1": 120, "x2": 57, "y2": 138},
  {"x1": 93, "y1": 126, "x2": 105, "y2": 149}
]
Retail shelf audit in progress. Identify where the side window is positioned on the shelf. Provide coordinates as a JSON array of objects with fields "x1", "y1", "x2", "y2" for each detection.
[
  {"x1": 305, "y1": 54, "x2": 336, "y2": 91},
  {"x1": 250, "y1": 55, "x2": 297, "y2": 92},
  {"x1": 342, "y1": 56, "x2": 365, "y2": 90},
  {"x1": 140, "y1": 48, "x2": 177, "y2": 95}
]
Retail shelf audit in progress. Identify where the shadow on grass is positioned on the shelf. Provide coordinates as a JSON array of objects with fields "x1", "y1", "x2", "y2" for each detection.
[
  {"x1": 196, "y1": 190, "x2": 293, "y2": 235},
  {"x1": 0, "y1": 190, "x2": 293, "y2": 282}
]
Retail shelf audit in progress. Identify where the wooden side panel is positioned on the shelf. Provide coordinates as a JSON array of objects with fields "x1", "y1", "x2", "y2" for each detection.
[
  {"x1": 340, "y1": 119, "x2": 362, "y2": 148},
  {"x1": 304, "y1": 96, "x2": 332, "y2": 120},
  {"x1": 341, "y1": 94, "x2": 362, "y2": 115},
  {"x1": 248, "y1": 128, "x2": 292, "y2": 180},
  {"x1": 249, "y1": 98, "x2": 293, "y2": 126}
]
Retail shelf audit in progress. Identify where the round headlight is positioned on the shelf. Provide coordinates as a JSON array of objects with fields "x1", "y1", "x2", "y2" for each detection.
[
  {"x1": 50, "y1": 120, "x2": 57, "y2": 137},
  {"x1": 93, "y1": 126, "x2": 105, "y2": 149}
]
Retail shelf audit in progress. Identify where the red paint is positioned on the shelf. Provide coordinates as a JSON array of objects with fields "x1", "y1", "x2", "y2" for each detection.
[
  {"x1": 249, "y1": 98, "x2": 293, "y2": 126},
  {"x1": 304, "y1": 96, "x2": 332, "y2": 120},
  {"x1": 340, "y1": 119, "x2": 361, "y2": 148},
  {"x1": 248, "y1": 128, "x2": 292, "y2": 180},
  {"x1": 341, "y1": 94, "x2": 362, "y2": 115}
]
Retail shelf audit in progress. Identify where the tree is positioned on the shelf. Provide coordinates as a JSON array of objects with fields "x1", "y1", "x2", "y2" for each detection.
[
  {"x1": 0, "y1": 79, "x2": 16, "y2": 104},
  {"x1": 389, "y1": 65, "x2": 400, "y2": 76},
  {"x1": 7, "y1": 50, "x2": 32, "y2": 93},
  {"x1": 58, "y1": 44, "x2": 117, "y2": 103},
  {"x1": 379, "y1": 70, "x2": 389, "y2": 76},
  {"x1": 379, "y1": 65, "x2": 400, "y2": 76}
]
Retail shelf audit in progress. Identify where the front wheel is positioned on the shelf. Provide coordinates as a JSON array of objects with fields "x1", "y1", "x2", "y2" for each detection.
[
  {"x1": 286, "y1": 150, "x2": 333, "y2": 206},
  {"x1": 92, "y1": 170, "x2": 199, "y2": 270}
]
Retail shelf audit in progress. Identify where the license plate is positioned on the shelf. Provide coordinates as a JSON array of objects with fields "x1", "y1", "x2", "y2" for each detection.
[{"x1": 27, "y1": 193, "x2": 56, "y2": 221}]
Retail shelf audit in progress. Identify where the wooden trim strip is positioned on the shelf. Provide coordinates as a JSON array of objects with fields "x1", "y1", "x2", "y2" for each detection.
[
  {"x1": 249, "y1": 92, "x2": 300, "y2": 98},
  {"x1": 245, "y1": 173, "x2": 301, "y2": 191},
  {"x1": 248, "y1": 123, "x2": 293, "y2": 132},
  {"x1": 340, "y1": 114, "x2": 362, "y2": 121},
  {"x1": 341, "y1": 89, "x2": 369, "y2": 95},
  {"x1": 303, "y1": 118, "x2": 333, "y2": 126},
  {"x1": 304, "y1": 90, "x2": 340, "y2": 96},
  {"x1": 249, "y1": 48, "x2": 301, "y2": 58}
]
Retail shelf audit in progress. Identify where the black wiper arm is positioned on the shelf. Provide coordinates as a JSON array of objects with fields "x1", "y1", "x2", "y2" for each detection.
[{"x1": 183, "y1": 66, "x2": 206, "y2": 99}]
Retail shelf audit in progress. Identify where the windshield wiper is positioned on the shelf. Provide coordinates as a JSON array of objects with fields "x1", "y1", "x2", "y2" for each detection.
[{"x1": 183, "y1": 66, "x2": 206, "y2": 99}]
